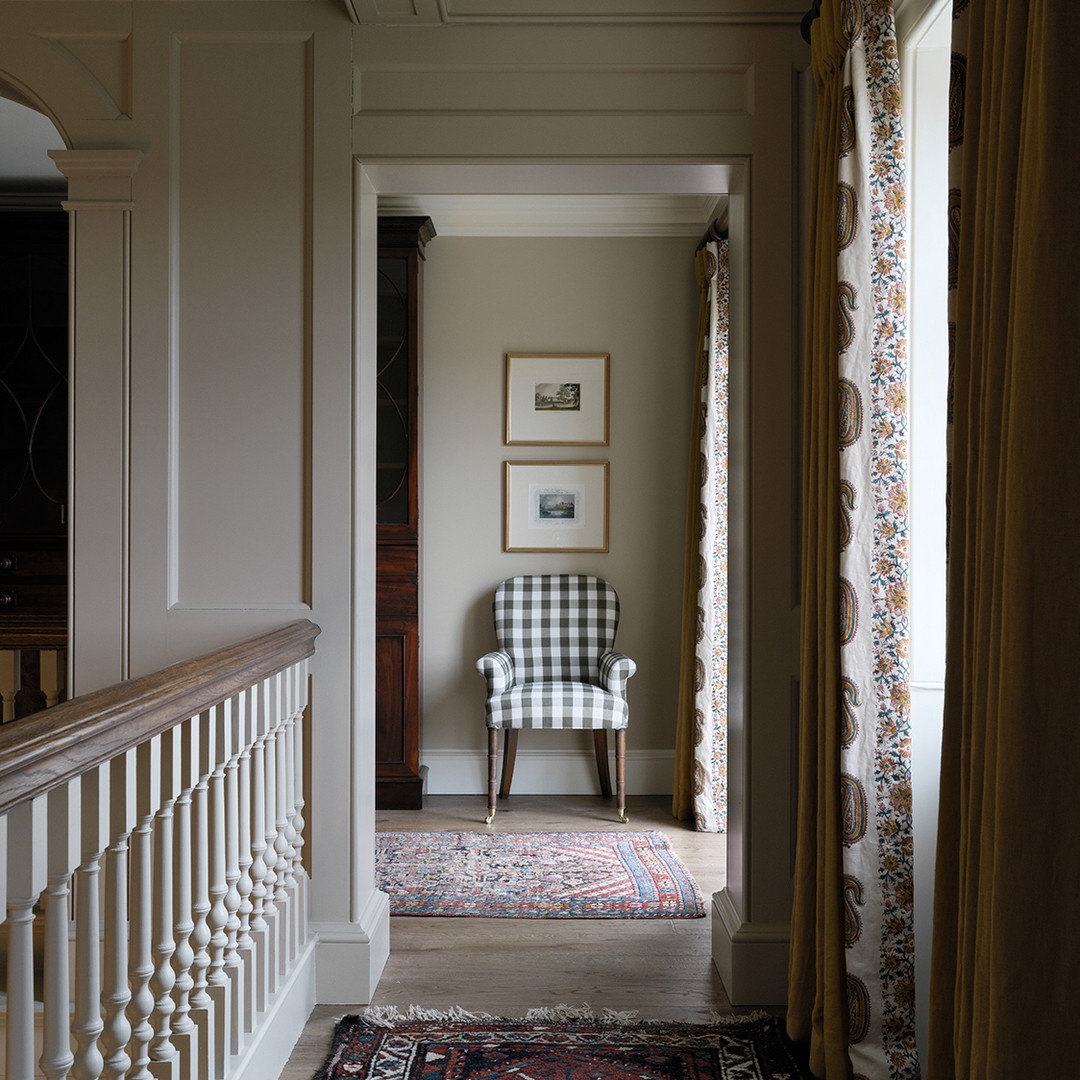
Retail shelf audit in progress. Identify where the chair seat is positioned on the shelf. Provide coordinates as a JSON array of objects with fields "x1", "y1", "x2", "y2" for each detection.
[{"x1": 487, "y1": 681, "x2": 629, "y2": 730}]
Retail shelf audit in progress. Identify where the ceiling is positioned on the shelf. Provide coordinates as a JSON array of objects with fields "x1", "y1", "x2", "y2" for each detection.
[{"x1": 0, "y1": 95, "x2": 66, "y2": 193}]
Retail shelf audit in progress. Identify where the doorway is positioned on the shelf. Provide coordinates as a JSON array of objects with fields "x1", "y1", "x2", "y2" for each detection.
[
  {"x1": 359, "y1": 162, "x2": 740, "y2": 821},
  {"x1": 0, "y1": 90, "x2": 69, "y2": 721},
  {"x1": 354, "y1": 167, "x2": 739, "y2": 1010}
]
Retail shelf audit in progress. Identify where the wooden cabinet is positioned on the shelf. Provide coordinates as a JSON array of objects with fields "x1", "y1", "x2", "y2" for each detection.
[
  {"x1": 375, "y1": 217, "x2": 434, "y2": 809},
  {"x1": 1, "y1": 206, "x2": 68, "y2": 665},
  {"x1": 0, "y1": 205, "x2": 68, "y2": 721}
]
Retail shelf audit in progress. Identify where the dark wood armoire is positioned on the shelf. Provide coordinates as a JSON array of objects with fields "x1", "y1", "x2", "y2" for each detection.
[
  {"x1": 375, "y1": 216, "x2": 434, "y2": 809},
  {"x1": 0, "y1": 204, "x2": 69, "y2": 720}
]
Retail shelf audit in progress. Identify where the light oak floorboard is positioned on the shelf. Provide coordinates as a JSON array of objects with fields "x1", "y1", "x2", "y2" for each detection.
[{"x1": 277, "y1": 795, "x2": 728, "y2": 1080}]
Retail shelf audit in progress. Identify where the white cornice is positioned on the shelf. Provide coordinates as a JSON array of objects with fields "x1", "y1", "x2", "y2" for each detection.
[{"x1": 347, "y1": 0, "x2": 804, "y2": 27}]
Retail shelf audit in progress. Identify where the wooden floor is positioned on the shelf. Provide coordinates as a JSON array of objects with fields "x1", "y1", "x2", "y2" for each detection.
[{"x1": 276, "y1": 794, "x2": 729, "y2": 1080}]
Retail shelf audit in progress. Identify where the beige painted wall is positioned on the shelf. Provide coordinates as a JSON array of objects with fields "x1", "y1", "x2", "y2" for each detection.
[{"x1": 419, "y1": 234, "x2": 699, "y2": 794}]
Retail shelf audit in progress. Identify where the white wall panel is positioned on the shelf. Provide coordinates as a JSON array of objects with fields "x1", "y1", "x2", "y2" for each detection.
[
  {"x1": 173, "y1": 33, "x2": 313, "y2": 609},
  {"x1": 37, "y1": 32, "x2": 132, "y2": 119},
  {"x1": 358, "y1": 65, "x2": 752, "y2": 116}
]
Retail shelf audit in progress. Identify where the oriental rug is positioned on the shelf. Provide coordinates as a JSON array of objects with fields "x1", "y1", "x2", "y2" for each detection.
[
  {"x1": 375, "y1": 831, "x2": 705, "y2": 918},
  {"x1": 313, "y1": 1007, "x2": 809, "y2": 1080}
]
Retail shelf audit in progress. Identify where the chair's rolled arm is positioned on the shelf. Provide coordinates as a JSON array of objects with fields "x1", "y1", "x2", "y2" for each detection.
[
  {"x1": 599, "y1": 651, "x2": 637, "y2": 696},
  {"x1": 476, "y1": 650, "x2": 515, "y2": 694}
]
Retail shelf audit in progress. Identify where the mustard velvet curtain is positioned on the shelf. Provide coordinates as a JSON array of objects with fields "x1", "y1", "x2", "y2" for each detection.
[
  {"x1": 927, "y1": 2, "x2": 1080, "y2": 1076},
  {"x1": 787, "y1": 6, "x2": 856, "y2": 1073},
  {"x1": 673, "y1": 239, "x2": 728, "y2": 832}
]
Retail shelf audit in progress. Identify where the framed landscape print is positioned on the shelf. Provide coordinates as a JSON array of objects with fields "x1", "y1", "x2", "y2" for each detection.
[
  {"x1": 503, "y1": 460, "x2": 609, "y2": 552},
  {"x1": 504, "y1": 352, "x2": 609, "y2": 445}
]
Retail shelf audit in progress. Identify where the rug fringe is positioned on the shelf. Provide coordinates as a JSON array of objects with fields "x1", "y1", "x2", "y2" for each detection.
[
  {"x1": 361, "y1": 1005, "x2": 500, "y2": 1028},
  {"x1": 708, "y1": 1009, "x2": 775, "y2": 1026},
  {"x1": 359, "y1": 1004, "x2": 775, "y2": 1029},
  {"x1": 523, "y1": 1004, "x2": 645, "y2": 1025}
]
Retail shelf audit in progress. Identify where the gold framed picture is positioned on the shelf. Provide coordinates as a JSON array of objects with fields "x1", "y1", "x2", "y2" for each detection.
[
  {"x1": 503, "y1": 460, "x2": 609, "y2": 553},
  {"x1": 504, "y1": 352, "x2": 610, "y2": 446}
]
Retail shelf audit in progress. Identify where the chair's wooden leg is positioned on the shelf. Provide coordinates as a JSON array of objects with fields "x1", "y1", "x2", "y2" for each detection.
[
  {"x1": 615, "y1": 728, "x2": 629, "y2": 823},
  {"x1": 485, "y1": 728, "x2": 499, "y2": 824},
  {"x1": 593, "y1": 730, "x2": 612, "y2": 799},
  {"x1": 499, "y1": 729, "x2": 519, "y2": 800}
]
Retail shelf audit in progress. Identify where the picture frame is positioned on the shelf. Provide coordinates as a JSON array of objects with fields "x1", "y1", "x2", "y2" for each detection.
[
  {"x1": 503, "y1": 460, "x2": 609, "y2": 552},
  {"x1": 504, "y1": 352, "x2": 610, "y2": 446}
]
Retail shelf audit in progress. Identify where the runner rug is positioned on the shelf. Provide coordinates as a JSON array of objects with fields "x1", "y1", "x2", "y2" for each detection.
[
  {"x1": 313, "y1": 1007, "x2": 809, "y2": 1080},
  {"x1": 375, "y1": 831, "x2": 706, "y2": 918}
]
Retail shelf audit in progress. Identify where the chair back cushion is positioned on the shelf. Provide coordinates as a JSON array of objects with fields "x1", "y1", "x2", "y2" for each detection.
[{"x1": 493, "y1": 574, "x2": 620, "y2": 684}]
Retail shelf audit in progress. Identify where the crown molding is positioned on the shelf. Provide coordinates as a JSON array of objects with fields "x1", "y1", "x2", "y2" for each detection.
[{"x1": 346, "y1": 0, "x2": 804, "y2": 27}]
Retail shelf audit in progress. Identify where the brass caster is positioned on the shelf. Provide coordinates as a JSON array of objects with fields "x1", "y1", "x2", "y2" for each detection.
[
  {"x1": 618, "y1": 810, "x2": 630, "y2": 824},
  {"x1": 484, "y1": 809, "x2": 496, "y2": 825}
]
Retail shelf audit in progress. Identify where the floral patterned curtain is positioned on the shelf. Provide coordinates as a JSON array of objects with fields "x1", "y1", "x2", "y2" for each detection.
[
  {"x1": 673, "y1": 235, "x2": 728, "y2": 833},
  {"x1": 788, "y1": 1, "x2": 917, "y2": 1076},
  {"x1": 835, "y1": 4, "x2": 914, "y2": 1072}
]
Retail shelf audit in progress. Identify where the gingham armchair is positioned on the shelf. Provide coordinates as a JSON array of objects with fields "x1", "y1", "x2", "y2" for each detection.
[{"x1": 476, "y1": 574, "x2": 637, "y2": 823}]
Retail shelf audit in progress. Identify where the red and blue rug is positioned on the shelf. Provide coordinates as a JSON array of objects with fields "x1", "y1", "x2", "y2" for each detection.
[
  {"x1": 313, "y1": 1007, "x2": 809, "y2": 1080},
  {"x1": 375, "y1": 831, "x2": 706, "y2": 918}
]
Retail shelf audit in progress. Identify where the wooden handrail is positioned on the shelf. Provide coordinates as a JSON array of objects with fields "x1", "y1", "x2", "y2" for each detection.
[{"x1": 0, "y1": 618, "x2": 319, "y2": 816}]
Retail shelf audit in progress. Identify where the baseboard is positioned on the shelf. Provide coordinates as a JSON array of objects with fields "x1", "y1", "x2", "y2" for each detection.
[
  {"x1": 230, "y1": 935, "x2": 316, "y2": 1080},
  {"x1": 313, "y1": 886, "x2": 391, "y2": 1003},
  {"x1": 421, "y1": 747, "x2": 675, "y2": 796},
  {"x1": 711, "y1": 887, "x2": 790, "y2": 1008}
]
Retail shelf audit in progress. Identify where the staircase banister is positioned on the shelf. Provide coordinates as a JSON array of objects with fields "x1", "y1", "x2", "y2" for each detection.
[{"x1": 0, "y1": 618, "x2": 320, "y2": 816}]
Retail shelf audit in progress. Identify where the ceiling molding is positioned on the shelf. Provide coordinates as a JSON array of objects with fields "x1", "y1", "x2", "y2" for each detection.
[
  {"x1": 345, "y1": 0, "x2": 804, "y2": 27},
  {"x1": 376, "y1": 193, "x2": 727, "y2": 237}
]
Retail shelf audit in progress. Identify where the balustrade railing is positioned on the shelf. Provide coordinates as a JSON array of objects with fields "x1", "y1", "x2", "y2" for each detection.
[
  {"x1": 0, "y1": 646, "x2": 67, "y2": 724},
  {"x1": 0, "y1": 619, "x2": 319, "y2": 1080}
]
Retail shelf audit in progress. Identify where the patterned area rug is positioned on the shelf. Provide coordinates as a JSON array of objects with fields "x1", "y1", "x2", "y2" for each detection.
[
  {"x1": 313, "y1": 1007, "x2": 809, "y2": 1080},
  {"x1": 375, "y1": 831, "x2": 705, "y2": 918}
]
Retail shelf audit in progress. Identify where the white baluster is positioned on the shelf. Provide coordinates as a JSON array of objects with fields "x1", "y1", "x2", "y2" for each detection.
[
  {"x1": 6, "y1": 797, "x2": 47, "y2": 1080},
  {"x1": 281, "y1": 670, "x2": 300, "y2": 959},
  {"x1": 189, "y1": 708, "x2": 215, "y2": 1080},
  {"x1": 128, "y1": 815, "x2": 155, "y2": 1080},
  {"x1": 149, "y1": 728, "x2": 180, "y2": 1080},
  {"x1": 233, "y1": 688, "x2": 257, "y2": 1044},
  {"x1": 291, "y1": 660, "x2": 308, "y2": 938},
  {"x1": 6, "y1": 895, "x2": 39, "y2": 1080},
  {"x1": 128, "y1": 736, "x2": 162, "y2": 1080},
  {"x1": 206, "y1": 700, "x2": 233, "y2": 1075},
  {"x1": 100, "y1": 749, "x2": 137, "y2": 1080},
  {"x1": 272, "y1": 703, "x2": 292, "y2": 976},
  {"x1": 43, "y1": 780, "x2": 79, "y2": 1080},
  {"x1": 170, "y1": 717, "x2": 197, "y2": 1075},
  {"x1": 262, "y1": 675, "x2": 283, "y2": 990},
  {"x1": 73, "y1": 764, "x2": 108, "y2": 1080},
  {"x1": 248, "y1": 679, "x2": 271, "y2": 1014},
  {"x1": 100, "y1": 839, "x2": 130, "y2": 1079},
  {"x1": 40, "y1": 648, "x2": 67, "y2": 708},
  {"x1": 0, "y1": 647, "x2": 20, "y2": 723}
]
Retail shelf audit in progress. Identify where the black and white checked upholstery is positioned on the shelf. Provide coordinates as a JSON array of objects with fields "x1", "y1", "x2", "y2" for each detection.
[{"x1": 476, "y1": 574, "x2": 636, "y2": 730}]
